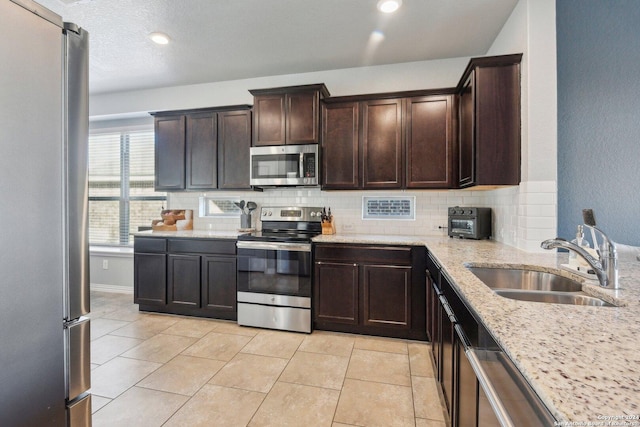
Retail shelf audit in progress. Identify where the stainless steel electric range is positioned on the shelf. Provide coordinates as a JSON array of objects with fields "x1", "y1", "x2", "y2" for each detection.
[{"x1": 236, "y1": 206, "x2": 323, "y2": 333}]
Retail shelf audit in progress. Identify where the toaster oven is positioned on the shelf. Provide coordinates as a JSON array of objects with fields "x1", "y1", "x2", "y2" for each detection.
[{"x1": 448, "y1": 207, "x2": 492, "y2": 239}]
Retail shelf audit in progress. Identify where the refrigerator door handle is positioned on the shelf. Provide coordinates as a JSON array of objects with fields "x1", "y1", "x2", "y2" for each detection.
[
  {"x1": 63, "y1": 24, "x2": 90, "y2": 322},
  {"x1": 65, "y1": 317, "x2": 91, "y2": 401}
]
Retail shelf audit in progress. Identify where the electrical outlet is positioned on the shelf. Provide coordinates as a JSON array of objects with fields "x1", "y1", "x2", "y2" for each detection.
[
  {"x1": 343, "y1": 223, "x2": 354, "y2": 231},
  {"x1": 102, "y1": 259, "x2": 108, "y2": 270}
]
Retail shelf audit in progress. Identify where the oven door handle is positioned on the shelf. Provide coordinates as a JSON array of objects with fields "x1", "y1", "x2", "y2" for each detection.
[{"x1": 237, "y1": 241, "x2": 312, "y2": 252}]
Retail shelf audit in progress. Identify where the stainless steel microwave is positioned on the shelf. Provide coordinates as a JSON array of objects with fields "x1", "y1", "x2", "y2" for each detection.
[{"x1": 250, "y1": 144, "x2": 319, "y2": 187}]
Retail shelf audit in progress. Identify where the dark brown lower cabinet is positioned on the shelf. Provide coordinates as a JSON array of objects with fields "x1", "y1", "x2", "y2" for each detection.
[
  {"x1": 314, "y1": 244, "x2": 426, "y2": 340},
  {"x1": 362, "y1": 265, "x2": 411, "y2": 328},
  {"x1": 134, "y1": 236, "x2": 237, "y2": 320},
  {"x1": 455, "y1": 328, "x2": 479, "y2": 427},
  {"x1": 440, "y1": 292, "x2": 455, "y2": 414},
  {"x1": 133, "y1": 252, "x2": 166, "y2": 306},
  {"x1": 314, "y1": 262, "x2": 358, "y2": 325},
  {"x1": 202, "y1": 255, "x2": 237, "y2": 316},
  {"x1": 168, "y1": 254, "x2": 201, "y2": 309}
]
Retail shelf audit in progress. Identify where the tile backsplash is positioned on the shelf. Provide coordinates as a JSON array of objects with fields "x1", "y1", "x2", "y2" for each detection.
[{"x1": 167, "y1": 180, "x2": 556, "y2": 252}]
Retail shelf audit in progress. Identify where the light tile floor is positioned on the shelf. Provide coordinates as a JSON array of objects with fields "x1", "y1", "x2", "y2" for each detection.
[{"x1": 89, "y1": 290, "x2": 448, "y2": 427}]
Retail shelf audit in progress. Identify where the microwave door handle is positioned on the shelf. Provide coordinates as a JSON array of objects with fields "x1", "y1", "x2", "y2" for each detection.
[{"x1": 299, "y1": 153, "x2": 304, "y2": 178}]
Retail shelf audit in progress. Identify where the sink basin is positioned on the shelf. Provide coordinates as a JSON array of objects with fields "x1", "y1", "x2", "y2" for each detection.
[
  {"x1": 493, "y1": 289, "x2": 614, "y2": 307},
  {"x1": 467, "y1": 267, "x2": 583, "y2": 292},
  {"x1": 467, "y1": 266, "x2": 614, "y2": 307}
]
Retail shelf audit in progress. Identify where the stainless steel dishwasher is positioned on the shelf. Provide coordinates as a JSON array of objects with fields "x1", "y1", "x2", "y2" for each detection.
[{"x1": 454, "y1": 321, "x2": 556, "y2": 427}]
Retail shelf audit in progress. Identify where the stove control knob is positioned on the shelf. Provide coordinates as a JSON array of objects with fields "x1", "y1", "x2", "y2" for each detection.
[
  {"x1": 266, "y1": 211, "x2": 272, "y2": 216},
  {"x1": 262, "y1": 211, "x2": 268, "y2": 216},
  {"x1": 310, "y1": 212, "x2": 316, "y2": 217}
]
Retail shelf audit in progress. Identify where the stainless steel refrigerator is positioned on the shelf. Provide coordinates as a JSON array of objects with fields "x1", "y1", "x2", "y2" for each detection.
[{"x1": 0, "y1": 0, "x2": 91, "y2": 425}]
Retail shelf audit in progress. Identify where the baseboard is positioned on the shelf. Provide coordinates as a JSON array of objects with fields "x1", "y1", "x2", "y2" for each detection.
[{"x1": 91, "y1": 283, "x2": 134, "y2": 294}]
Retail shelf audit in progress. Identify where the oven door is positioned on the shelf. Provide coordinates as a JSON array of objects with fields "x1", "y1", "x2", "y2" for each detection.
[
  {"x1": 448, "y1": 216, "x2": 476, "y2": 238},
  {"x1": 237, "y1": 241, "x2": 312, "y2": 298}
]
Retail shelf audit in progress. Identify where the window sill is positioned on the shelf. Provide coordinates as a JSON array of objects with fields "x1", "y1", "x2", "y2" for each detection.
[{"x1": 90, "y1": 246, "x2": 133, "y2": 258}]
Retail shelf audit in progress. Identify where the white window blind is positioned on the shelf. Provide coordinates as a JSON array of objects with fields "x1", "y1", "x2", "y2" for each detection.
[{"x1": 88, "y1": 129, "x2": 166, "y2": 245}]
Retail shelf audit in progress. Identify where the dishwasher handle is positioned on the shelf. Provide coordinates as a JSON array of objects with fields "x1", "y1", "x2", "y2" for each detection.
[{"x1": 454, "y1": 324, "x2": 516, "y2": 427}]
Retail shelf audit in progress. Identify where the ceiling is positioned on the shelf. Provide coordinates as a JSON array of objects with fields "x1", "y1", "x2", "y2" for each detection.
[{"x1": 35, "y1": 0, "x2": 519, "y2": 95}]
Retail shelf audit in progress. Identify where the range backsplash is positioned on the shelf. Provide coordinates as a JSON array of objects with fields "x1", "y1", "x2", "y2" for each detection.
[{"x1": 167, "y1": 181, "x2": 556, "y2": 252}]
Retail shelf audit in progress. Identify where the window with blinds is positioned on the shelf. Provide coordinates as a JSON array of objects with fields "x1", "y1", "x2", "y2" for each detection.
[{"x1": 88, "y1": 129, "x2": 166, "y2": 246}]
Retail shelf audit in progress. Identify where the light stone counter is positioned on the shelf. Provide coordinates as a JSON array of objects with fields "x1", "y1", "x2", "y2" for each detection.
[
  {"x1": 133, "y1": 229, "x2": 247, "y2": 239},
  {"x1": 314, "y1": 233, "x2": 640, "y2": 423}
]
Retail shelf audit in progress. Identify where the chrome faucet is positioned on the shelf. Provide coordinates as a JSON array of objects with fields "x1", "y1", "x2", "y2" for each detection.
[{"x1": 541, "y1": 225, "x2": 619, "y2": 289}]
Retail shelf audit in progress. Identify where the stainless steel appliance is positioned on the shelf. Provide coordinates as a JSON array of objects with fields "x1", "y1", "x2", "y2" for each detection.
[
  {"x1": 455, "y1": 321, "x2": 556, "y2": 426},
  {"x1": 448, "y1": 206, "x2": 492, "y2": 239},
  {"x1": 1, "y1": 1, "x2": 91, "y2": 425},
  {"x1": 236, "y1": 206, "x2": 323, "y2": 333},
  {"x1": 250, "y1": 144, "x2": 319, "y2": 187}
]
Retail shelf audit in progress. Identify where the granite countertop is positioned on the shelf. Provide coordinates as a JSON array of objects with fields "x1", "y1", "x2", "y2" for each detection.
[
  {"x1": 134, "y1": 230, "x2": 639, "y2": 420},
  {"x1": 317, "y1": 233, "x2": 640, "y2": 423},
  {"x1": 133, "y1": 229, "x2": 248, "y2": 239}
]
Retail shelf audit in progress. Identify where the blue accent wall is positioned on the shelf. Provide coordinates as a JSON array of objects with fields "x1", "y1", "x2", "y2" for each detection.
[{"x1": 557, "y1": 0, "x2": 640, "y2": 245}]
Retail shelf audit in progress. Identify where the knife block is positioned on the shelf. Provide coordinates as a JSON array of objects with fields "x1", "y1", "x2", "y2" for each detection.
[{"x1": 321, "y1": 220, "x2": 336, "y2": 235}]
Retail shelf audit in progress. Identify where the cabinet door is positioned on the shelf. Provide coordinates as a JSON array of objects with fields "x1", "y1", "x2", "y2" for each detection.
[
  {"x1": 440, "y1": 297, "x2": 455, "y2": 415},
  {"x1": 406, "y1": 95, "x2": 454, "y2": 188},
  {"x1": 362, "y1": 265, "x2": 411, "y2": 329},
  {"x1": 458, "y1": 73, "x2": 475, "y2": 187},
  {"x1": 426, "y1": 271, "x2": 436, "y2": 342},
  {"x1": 253, "y1": 94, "x2": 286, "y2": 146},
  {"x1": 218, "y1": 109, "x2": 251, "y2": 189},
  {"x1": 314, "y1": 262, "x2": 358, "y2": 324},
  {"x1": 202, "y1": 255, "x2": 237, "y2": 317},
  {"x1": 167, "y1": 254, "x2": 201, "y2": 308},
  {"x1": 455, "y1": 331, "x2": 479, "y2": 427},
  {"x1": 362, "y1": 98, "x2": 403, "y2": 188},
  {"x1": 154, "y1": 115, "x2": 185, "y2": 190},
  {"x1": 321, "y1": 102, "x2": 360, "y2": 189},
  {"x1": 286, "y1": 91, "x2": 319, "y2": 144},
  {"x1": 431, "y1": 283, "x2": 442, "y2": 381},
  {"x1": 134, "y1": 253, "x2": 166, "y2": 306},
  {"x1": 474, "y1": 64, "x2": 521, "y2": 186},
  {"x1": 186, "y1": 112, "x2": 218, "y2": 189}
]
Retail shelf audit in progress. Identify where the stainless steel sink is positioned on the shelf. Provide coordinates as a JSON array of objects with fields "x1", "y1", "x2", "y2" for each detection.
[
  {"x1": 493, "y1": 289, "x2": 614, "y2": 307},
  {"x1": 467, "y1": 266, "x2": 614, "y2": 307},
  {"x1": 467, "y1": 267, "x2": 583, "y2": 292}
]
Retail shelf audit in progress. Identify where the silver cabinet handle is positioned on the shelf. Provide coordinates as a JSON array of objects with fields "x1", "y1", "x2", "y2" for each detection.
[
  {"x1": 439, "y1": 295, "x2": 456, "y2": 322},
  {"x1": 237, "y1": 241, "x2": 311, "y2": 252},
  {"x1": 455, "y1": 324, "x2": 516, "y2": 427}
]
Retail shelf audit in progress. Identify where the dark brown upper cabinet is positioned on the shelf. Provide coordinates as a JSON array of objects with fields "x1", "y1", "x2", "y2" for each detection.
[
  {"x1": 186, "y1": 111, "x2": 218, "y2": 189},
  {"x1": 249, "y1": 84, "x2": 329, "y2": 146},
  {"x1": 321, "y1": 102, "x2": 360, "y2": 189},
  {"x1": 151, "y1": 106, "x2": 252, "y2": 191},
  {"x1": 456, "y1": 54, "x2": 522, "y2": 188},
  {"x1": 405, "y1": 95, "x2": 455, "y2": 188},
  {"x1": 217, "y1": 109, "x2": 252, "y2": 189},
  {"x1": 362, "y1": 98, "x2": 403, "y2": 189},
  {"x1": 322, "y1": 91, "x2": 455, "y2": 190},
  {"x1": 154, "y1": 115, "x2": 186, "y2": 190}
]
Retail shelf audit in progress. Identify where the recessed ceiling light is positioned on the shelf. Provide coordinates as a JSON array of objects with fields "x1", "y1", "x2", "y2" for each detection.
[
  {"x1": 149, "y1": 32, "x2": 170, "y2": 45},
  {"x1": 377, "y1": 0, "x2": 402, "y2": 13}
]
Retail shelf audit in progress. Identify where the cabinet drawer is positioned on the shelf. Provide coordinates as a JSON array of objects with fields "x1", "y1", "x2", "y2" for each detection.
[
  {"x1": 315, "y1": 244, "x2": 412, "y2": 265},
  {"x1": 168, "y1": 238, "x2": 236, "y2": 255},
  {"x1": 134, "y1": 237, "x2": 166, "y2": 253}
]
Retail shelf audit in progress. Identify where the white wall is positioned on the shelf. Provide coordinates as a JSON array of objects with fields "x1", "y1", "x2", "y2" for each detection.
[
  {"x1": 90, "y1": 58, "x2": 470, "y2": 120},
  {"x1": 484, "y1": 0, "x2": 558, "y2": 252}
]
